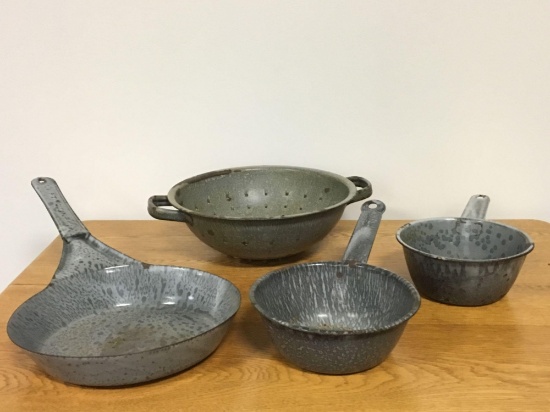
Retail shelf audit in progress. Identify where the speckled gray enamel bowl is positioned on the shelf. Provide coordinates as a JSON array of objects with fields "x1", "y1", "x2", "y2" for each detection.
[
  {"x1": 250, "y1": 262, "x2": 420, "y2": 374},
  {"x1": 148, "y1": 166, "x2": 372, "y2": 260},
  {"x1": 396, "y1": 195, "x2": 534, "y2": 306}
]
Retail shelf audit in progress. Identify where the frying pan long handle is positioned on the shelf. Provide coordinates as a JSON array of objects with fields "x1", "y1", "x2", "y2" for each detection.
[
  {"x1": 346, "y1": 177, "x2": 373, "y2": 204},
  {"x1": 32, "y1": 177, "x2": 89, "y2": 241},
  {"x1": 342, "y1": 200, "x2": 385, "y2": 263},
  {"x1": 461, "y1": 194, "x2": 490, "y2": 219}
]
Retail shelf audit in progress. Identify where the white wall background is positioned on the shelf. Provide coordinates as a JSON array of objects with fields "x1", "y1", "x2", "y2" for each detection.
[{"x1": 1, "y1": 1, "x2": 548, "y2": 292}]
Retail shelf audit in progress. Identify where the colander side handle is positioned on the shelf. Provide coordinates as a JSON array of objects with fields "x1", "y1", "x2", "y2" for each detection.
[
  {"x1": 346, "y1": 176, "x2": 373, "y2": 204},
  {"x1": 148, "y1": 195, "x2": 193, "y2": 223}
]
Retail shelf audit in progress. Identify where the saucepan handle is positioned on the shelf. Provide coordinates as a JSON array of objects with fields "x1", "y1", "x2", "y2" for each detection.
[
  {"x1": 148, "y1": 196, "x2": 193, "y2": 224},
  {"x1": 342, "y1": 199, "x2": 386, "y2": 263},
  {"x1": 32, "y1": 177, "x2": 90, "y2": 241},
  {"x1": 461, "y1": 194, "x2": 490, "y2": 220},
  {"x1": 346, "y1": 177, "x2": 373, "y2": 204}
]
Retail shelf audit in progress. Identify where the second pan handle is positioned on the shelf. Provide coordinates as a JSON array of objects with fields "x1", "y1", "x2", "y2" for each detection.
[
  {"x1": 461, "y1": 194, "x2": 490, "y2": 220},
  {"x1": 342, "y1": 200, "x2": 386, "y2": 263}
]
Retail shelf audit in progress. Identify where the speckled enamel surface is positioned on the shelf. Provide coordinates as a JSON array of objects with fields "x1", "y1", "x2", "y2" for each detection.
[
  {"x1": 172, "y1": 168, "x2": 355, "y2": 219},
  {"x1": 8, "y1": 264, "x2": 240, "y2": 386},
  {"x1": 250, "y1": 262, "x2": 420, "y2": 374},
  {"x1": 187, "y1": 210, "x2": 344, "y2": 260},
  {"x1": 264, "y1": 318, "x2": 407, "y2": 375},
  {"x1": 397, "y1": 218, "x2": 534, "y2": 306},
  {"x1": 7, "y1": 177, "x2": 241, "y2": 386},
  {"x1": 150, "y1": 166, "x2": 373, "y2": 260}
]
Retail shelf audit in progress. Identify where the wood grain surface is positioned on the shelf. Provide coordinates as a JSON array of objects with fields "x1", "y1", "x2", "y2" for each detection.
[{"x1": 1, "y1": 219, "x2": 549, "y2": 411}]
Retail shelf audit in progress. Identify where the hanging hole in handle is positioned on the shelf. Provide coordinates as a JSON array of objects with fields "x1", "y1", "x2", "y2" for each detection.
[
  {"x1": 361, "y1": 200, "x2": 386, "y2": 213},
  {"x1": 38, "y1": 178, "x2": 46, "y2": 184}
]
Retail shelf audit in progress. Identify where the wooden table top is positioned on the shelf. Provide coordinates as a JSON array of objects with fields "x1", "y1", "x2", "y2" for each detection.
[{"x1": 1, "y1": 219, "x2": 549, "y2": 411}]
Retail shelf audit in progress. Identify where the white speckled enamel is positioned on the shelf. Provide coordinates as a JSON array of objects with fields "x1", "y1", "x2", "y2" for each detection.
[
  {"x1": 252, "y1": 262, "x2": 418, "y2": 333},
  {"x1": 250, "y1": 261, "x2": 420, "y2": 374},
  {"x1": 250, "y1": 200, "x2": 421, "y2": 375},
  {"x1": 8, "y1": 264, "x2": 240, "y2": 385},
  {"x1": 7, "y1": 177, "x2": 241, "y2": 386}
]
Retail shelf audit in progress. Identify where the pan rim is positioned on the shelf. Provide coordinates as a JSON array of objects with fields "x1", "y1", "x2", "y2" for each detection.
[
  {"x1": 396, "y1": 217, "x2": 535, "y2": 263},
  {"x1": 165, "y1": 165, "x2": 359, "y2": 221},
  {"x1": 7, "y1": 264, "x2": 241, "y2": 360},
  {"x1": 249, "y1": 261, "x2": 421, "y2": 336}
]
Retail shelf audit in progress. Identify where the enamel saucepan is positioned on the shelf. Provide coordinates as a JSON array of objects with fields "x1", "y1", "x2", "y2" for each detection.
[
  {"x1": 250, "y1": 200, "x2": 420, "y2": 375},
  {"x1": 396, "y1": 195, "x2": 534, "y2": 306},
  {"x1": 7, "y1": 178, "x2": 240, "y2": 387}
]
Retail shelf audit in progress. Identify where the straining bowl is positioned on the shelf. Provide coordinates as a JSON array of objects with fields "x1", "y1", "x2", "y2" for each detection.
[{"x1": 148, "y1": 166, "x2": 373, "y2": 260}]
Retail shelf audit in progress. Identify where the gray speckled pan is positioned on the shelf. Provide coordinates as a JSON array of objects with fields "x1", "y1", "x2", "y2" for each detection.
[
  {"x1": 148, "y1": 166, "x2": 373, "y2": 260},
  {"x1": 396, "y1": 195, "x2": 534, "y2": 306},
  {"x1": 7, "y1": 178, "x2": 240, "y2": 387},
  {"x1": 250, "y1": 200, "x2": 420, "y2": 375}
]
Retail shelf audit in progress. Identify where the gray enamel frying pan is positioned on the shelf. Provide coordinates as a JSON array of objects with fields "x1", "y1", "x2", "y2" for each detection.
[{"x1": 7, "y1": 177, "x2": 241, "y2": 387}]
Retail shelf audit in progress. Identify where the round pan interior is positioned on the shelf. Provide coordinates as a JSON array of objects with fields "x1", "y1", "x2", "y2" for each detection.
[
  {"x1": 397, "y1": 218, "x2": 534, "y2": 262},
  {"x1": 250, "y1": 262, "x2": 420, "y2": 335},
  {"x1": 168, "y1": 167, "x2": 355, "y2": 219},
  {"x1": 8, "y1": 264, "x2": 241, "y2": 358}
]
